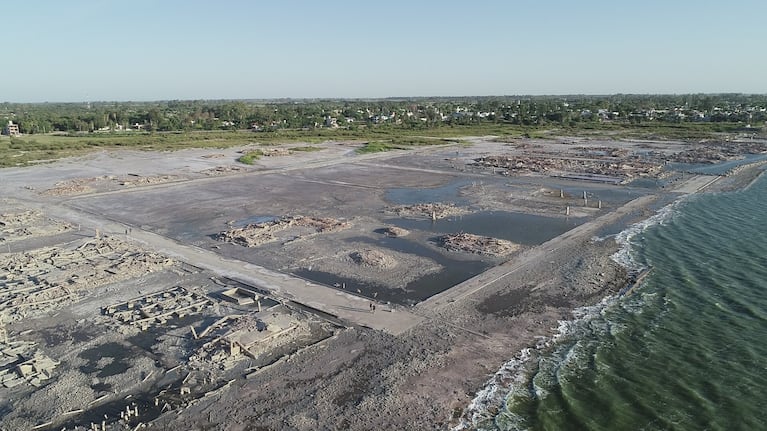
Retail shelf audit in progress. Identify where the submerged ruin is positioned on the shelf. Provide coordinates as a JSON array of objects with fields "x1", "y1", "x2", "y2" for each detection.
[
  {"x1": 437, "y1": 232, "x2": 519, "y2": 257},
  {"x1": 388, "y1": 202, "x2": 468, "y2": 220},
  {"x1": 217, "y1": 215, "x2": 350, "y2": 247},
  {"x1": 349, "y1": 249, "x2": 397, "y2": 269}
]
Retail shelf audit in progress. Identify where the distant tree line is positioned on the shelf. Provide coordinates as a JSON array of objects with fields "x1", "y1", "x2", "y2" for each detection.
[{"x1": 2, "y1": 94, "x2": 765, "y2": 135}]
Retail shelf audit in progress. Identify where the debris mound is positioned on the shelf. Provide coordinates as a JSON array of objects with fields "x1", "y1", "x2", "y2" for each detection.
[
  {"x1": 0, "y1": 210, "x2": 43, "y2": 227},
  {"x1": 390, "y1": 202, "x2": 467, "y2": 219},
  {"x1": 0, "y1": 337, "x2": 58, "y2": 388},
  {"x1": 200, "y1": 165, "x2": 244, "y2": 176},
  {"x1": 472, "y1": 154, "x2": 664, "y2": 182},
  {"x1": 42, "y1": 175, "x2": 179, "y2": 196},
  {"x1": 0, "y1": 210, "x2": 73, "y2": 243},
  {"x1": 349, "y1": 249, "x2": 397, "y2": 269},
  {"x1": 218, "y1": 215, "x2": 350, "y2": 247},
  {"x1": 437, "y1": 233, "x2": 518, "y2": 257},
  {"x1": 260, "y1": 147, "x2": 292, "y2": 157},
  {"x1": 382, "y1": 226, "x2": 409, "y2": 237},
  {"x1": 42, "y1": 178, "x2": 96, "y2": 196}
]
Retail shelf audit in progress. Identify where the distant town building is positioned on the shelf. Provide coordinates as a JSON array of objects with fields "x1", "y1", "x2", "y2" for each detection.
[
  {"x1": 2, "y1": 121, "x2": 20, "y2": 136},
  {"x1": 324, "y1": 116, "x2": 338, "y2": 128}
]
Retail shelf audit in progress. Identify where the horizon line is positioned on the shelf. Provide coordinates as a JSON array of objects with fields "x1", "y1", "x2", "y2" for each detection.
[{"x1": 3, "y1": 92, "x2": 767, "y2": 105}]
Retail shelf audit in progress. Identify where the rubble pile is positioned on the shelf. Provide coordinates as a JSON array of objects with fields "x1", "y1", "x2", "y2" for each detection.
[
  {"x1": 671, "y1": 147, "x2": 732, "y2": 164},
  {"x1": 473, "y1": 154, "x2": 663, "y2": 181},
  {"x1": 572, "y1": 146, "x2": 631, "y2": 158},
  {"x1": 472, "y1": 155, "x2": 558, "y2": 174},
  {"x1": 0, "y1": 334, "x2": 58, "y2": 388},
  {"x1": 0, "y1": 210, "x2": 73, "y2": 243},
  {"x1": 218, "y1": 215, "x2": 350, "y2": 247},
  {"x1": 259, "y1": 147, "x2": 293, "y2": 157},
  {"x1": 200, "y1": 165, "x2": 245, "y2": 176},
  {"x1": 190, "y1": 312, "x2": 306, "y2": 369},
  {"x1": 0, "y1": 210, "x2": 43, "y2": 227},
  {"x1": 43, "y1": 174, "x2": 179, "y2": 196},
  {"x1": 667, "y1": 141, "x2": 765, "y2": 164},
  {"x1": 0, "y1": 236, "x2": 175, "y2": 321},
  {"x1": 118, "y1": 174, "x2": 178, "y2": 187},
  {"x1": 437, "y1": 233, "x2": 519, "y2": 257},
  {"x1": 103, "y1": 286, "x2": 211, "y2": 330},
  {"x1": 390, "y1": 203, "x2": 468, "y2": 220},
  {"x1": 225, "y1": 312, "x2": 305, "y2": 359},
  {"x1": 43, "y1": 177, "x2": 99, "y2": 196},
  {"x1": 349, "y1": 249, "x2": 397, "y2": 269},
  {"x1": 381, "y1": 226, "x2": 410, "y2": 237}
]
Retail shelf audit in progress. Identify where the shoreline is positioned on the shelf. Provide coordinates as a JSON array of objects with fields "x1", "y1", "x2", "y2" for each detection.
[
  {"x1": 451, "y1": 164, "x2": 767, "y2": 430},
  {"x1": 451, "y1": 205, "x2": 670, "y2": 430}
]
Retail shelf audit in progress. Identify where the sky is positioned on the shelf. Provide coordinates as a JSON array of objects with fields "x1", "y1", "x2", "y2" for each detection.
[{"x1": 2, "y1": 0, "x2": 766, "y2": 102}]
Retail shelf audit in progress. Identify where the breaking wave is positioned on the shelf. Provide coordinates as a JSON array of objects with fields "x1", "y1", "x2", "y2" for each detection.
[
  {"x1": 610, "y1": 199, "x2": 681, "y2": 271},
  {"x1": 454, "y1": 198, "x2": 685, "y2": 431}
]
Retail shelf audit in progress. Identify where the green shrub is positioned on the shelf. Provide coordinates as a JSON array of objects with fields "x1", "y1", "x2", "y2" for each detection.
[{"x1": 237, "y1": 149, "x2": 264, "y2": 164}]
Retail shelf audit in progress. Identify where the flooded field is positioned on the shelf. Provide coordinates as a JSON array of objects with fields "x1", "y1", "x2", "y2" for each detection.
[{"x1": 3, "y1": 134, "x2": 759, "y2": 431}]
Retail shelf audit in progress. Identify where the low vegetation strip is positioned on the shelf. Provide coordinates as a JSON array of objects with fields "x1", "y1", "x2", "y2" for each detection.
[
  {"x1": 355, "y1": 137, "x2": 454, "y2": 154},
  {"x1": 0, "y1": 115, "x2": 760, "y2": 167}
]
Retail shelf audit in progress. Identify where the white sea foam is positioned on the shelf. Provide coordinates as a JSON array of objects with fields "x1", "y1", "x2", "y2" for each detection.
[
  {"x1": 611, "y1": 200, "x2": 680, "y2": 271},
  {"x1": 451, "y1": 348, "x2": 534, "y2": 431},
  {"x1": 452, "y1": 299, "x2": 620, "y2": 431},
  {"x1": 454, "y1": 201, "x2": 683, "y2": 430}
]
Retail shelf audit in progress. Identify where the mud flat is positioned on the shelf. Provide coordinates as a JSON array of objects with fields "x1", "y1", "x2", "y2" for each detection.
[{"x1": 297, "y1": 244, "x2": 443, "y2": 292}]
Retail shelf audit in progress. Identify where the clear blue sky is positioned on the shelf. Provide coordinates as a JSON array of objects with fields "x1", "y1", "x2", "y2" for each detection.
[{"x1": 2, "y1": 0, "x2": 765, "y2": 102}]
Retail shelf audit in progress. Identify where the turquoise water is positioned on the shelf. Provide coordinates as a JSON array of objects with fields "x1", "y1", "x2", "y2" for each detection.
[{"x1": 473, "y1": 172, "x2": 767, "y2": 430}]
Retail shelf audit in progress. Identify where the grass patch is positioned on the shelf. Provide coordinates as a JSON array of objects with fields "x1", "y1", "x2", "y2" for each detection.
[
  {"x1": 237, "y1": 149, "x2": 264, "y2": 164},
  {"x1": 289, "y1": 146, "x2": 323, "y2": 152},
  {"x1": 0, "y1": 131, "x2": 258, "y2": 167},
  {"x1": 355, "y1": 142, "x2": 400, "y2": 154},
  {"x1": 355, "y1": 136, "x2": 455, "y2": 154}
]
